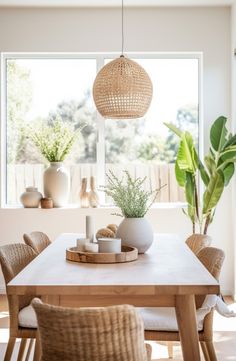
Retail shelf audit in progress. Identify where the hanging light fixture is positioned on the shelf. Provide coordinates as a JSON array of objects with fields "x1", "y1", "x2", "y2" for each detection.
[{"x1": 93, "y1": 0, "x2": 153, "y2": 119}]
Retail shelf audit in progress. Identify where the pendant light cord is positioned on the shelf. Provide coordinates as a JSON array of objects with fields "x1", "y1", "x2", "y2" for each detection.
[{"x1": 121, "y1": 0, "x2": 124, "y2": 56}]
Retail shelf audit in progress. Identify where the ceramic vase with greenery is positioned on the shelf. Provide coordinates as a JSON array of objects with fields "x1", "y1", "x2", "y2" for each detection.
[
  {"x1": 165, "y1": 116, "x2": 236, "y2": 235},
  {"x1": 31, "y1": 119, "x2": 81, "y2": 207},
  {"x1": 102, "y1": 170, "x2": 162, "y2": 253}
]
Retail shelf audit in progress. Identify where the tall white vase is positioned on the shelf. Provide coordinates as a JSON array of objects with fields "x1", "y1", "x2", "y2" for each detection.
[
  {"x1": 116, "y1": 217, "x2": 153, "y2": 254},
  {"x1": 44, "y1": 162, "x2": 70, "y2": 207}
]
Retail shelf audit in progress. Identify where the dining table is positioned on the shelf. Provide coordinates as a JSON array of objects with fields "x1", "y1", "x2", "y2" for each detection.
[{"x1": 7, "y1": 233, "x2": 220, "y2": 361}]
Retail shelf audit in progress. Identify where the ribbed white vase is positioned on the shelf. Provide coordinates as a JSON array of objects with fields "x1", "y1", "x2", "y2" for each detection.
[
  {"x1": 44, "y1": 162, "x2": 70, "y2": 207},
  {"x1": 116, "y1": 217, "x2": 153, "y2": 254}
]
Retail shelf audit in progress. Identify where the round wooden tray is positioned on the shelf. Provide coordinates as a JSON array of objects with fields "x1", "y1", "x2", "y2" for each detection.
[{"x1": 66, "y1": 245, "x2": 138, "y2": 264}]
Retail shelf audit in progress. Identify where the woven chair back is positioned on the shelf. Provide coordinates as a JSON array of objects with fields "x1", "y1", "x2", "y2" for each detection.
[
  {"x1": 197, "y1": 247, "x2": 225, "y2": 281},
  {"x1": 196, "y1": 246, "x2": 225, "y2": 307},
  {"x1": 186, "y1": 234, "x2": 212, "y2": 255},
  {"x1": 0, "y1": 243, "x2": 37, "y2": 310},
  {"x1": 32, "y1": 299, "x2": 148, "y2": 361},
  {"x1": 23, "y1": 232, "x2": 51, "y2": 254}
]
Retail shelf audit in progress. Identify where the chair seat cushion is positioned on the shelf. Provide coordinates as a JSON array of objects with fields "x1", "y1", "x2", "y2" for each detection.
[
  {"x1": 18, "y1": 304, "x2": 38, "y2": 328},
  {"x1": 139, "y1": 295, "x2": 218, "y2": 332},
  {"x1": 139, "y1": 307, "x2": 181, "y2": 331}
]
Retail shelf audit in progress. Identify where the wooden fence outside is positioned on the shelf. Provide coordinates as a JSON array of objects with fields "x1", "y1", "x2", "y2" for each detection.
[{"x1": 7, "y1": 163, "x2": 185, "y2": 205}]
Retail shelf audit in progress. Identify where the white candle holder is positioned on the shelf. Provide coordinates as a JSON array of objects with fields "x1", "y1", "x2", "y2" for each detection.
[
  {"x1": 86, "y1": 215, "x2": 94, "y2": 242},
  {"x1": 76, "y1": 238, "x2": 90, "y2": 252},
  {"x1": 84, "y1": 242, "x2": 99, "y2": 253},
  {"x1": 98, "y1": 238, "x2": 121, "y2": 253}
]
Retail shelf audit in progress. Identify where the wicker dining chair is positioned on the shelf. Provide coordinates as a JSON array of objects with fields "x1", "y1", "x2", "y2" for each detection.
[
  {"x1": 164, "y1": 234, "x2": 212, "y2": 358},
  {"x1": 23, "y1": 232, "x2": 51, "y2": 255},
  {"x1": 32, "y1": 299, "x2": 152, "y2": 361},
  {"x1": 0, "y1": 243, "x2": 38, "y2": 361},
  {"x1": 142, "y1": 247, "x2": 225, "y2": 361},
  {"x1": 186, "y1": 234, "x2": 212, "y2": 255}
]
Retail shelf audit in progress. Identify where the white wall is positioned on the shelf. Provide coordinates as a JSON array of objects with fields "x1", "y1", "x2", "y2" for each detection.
[
  {"x1": 0, "y1": 6, "x2": 233, "y2": 294},
  {"x1": 231, "y1": 4, "x2": 236, "y2": 299}
]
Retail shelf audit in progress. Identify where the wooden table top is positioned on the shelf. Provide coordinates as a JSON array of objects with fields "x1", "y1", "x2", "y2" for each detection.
[{"x1": 7, "y1": 233, "x2": 219, "y2": 296}]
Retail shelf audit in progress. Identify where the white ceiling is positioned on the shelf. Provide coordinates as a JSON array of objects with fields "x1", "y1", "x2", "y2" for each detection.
[{"x1": 0, "y1": 0, "x2": 234, "y2": 7}]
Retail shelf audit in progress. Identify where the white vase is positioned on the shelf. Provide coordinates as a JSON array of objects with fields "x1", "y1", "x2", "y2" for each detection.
[
  {"x1": 20, "y1": 187, "x2": 42, "y2": 208},
  {"x1": 116, "y1": 217, "x2": 153, "y2": 254},
  {"x1": 44, "y1": 162, "x2": 70, "y2": 207}
]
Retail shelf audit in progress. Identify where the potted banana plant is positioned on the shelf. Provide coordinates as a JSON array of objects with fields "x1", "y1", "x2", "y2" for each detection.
[{"x1": 165, "y1": 116, "x2": 236, "y2": 237}]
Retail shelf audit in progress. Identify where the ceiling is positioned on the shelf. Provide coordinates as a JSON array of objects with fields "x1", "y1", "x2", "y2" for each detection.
[{"x1": 0, "y1": 0, "x2": 234, "y2": 7}]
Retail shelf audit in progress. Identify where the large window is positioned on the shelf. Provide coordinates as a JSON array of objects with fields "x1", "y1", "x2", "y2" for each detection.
[{"x1": 1, "y1": 54, "x2": 200, "y2": 206}]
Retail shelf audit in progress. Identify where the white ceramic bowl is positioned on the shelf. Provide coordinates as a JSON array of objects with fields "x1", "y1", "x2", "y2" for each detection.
[{"x1": 98, "y1": 238, "x2": 121, "y2": 253}]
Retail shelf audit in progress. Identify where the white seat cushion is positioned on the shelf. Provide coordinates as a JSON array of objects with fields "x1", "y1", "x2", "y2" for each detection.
[
  {"x1": 18, "y1": 304, "x2": 38, "y2": 328},
  {"x1": 139, "y1": 307, "x2": 181, "y2": 331},
  {"x1": 139, "y1": 295, "x2": 218, "y2": 332}
]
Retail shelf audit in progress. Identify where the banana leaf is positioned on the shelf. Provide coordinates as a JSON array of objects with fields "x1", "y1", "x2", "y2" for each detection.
[
  {"x1": 218, "y1": 146, "x2": 236, "y2": 162},
  {"x1": 185, "y1": 172, "x2": 195, "y2": 208},
  {"x1": 177, "y1": 132, "x2": 197, "y2": 173},
  {"x1": 164, "y1": 122, "x2": 182, "y2": 138},
  {"x1": 223, "y1": 133, "x2": 236, "y2": 149},
  {"x1": 175, "y1": 161, "x2": 186, "y2": 187},
  {"x1": 210, "y1": 116, "x2": 228, "y2": 152},
  {"x1": 203, "y1": 170, "x2": 224, "y2": 215},
  {"x1": 222, "y1": 162, "x2": 235, "y2": 186},
  {"x1": 204, "y1": 155, "x2": 216, "y2": 176},
  {"x1": 193, "y1": 148, "x2": 209, "y2": 186}
]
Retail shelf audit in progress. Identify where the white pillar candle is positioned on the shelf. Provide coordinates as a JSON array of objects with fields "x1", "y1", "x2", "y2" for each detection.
[
  {"x1": 76, "y1": 238, "x2": 90, "y2": 252},
  {"x1": 86, "y1": 215, "x2": 94, "y2": 242},
  {"x1": 84, "y1": 242, "x2": 99, "y2": 253}
]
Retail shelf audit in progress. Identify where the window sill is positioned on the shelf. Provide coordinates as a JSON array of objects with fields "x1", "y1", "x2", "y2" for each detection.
[{"x1": 1, "y1": 202, "x2": 187, "y2": 210}]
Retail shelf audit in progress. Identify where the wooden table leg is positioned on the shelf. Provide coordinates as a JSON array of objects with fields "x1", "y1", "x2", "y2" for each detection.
[
  {"x1": 175, "y1": 295, "x2": 201, "y2": 361},
  {"x1": 33, "y1": 331, "x2": 41, "y2": 361}
]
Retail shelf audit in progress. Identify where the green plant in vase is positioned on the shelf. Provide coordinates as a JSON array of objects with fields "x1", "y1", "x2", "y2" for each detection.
[
  {"x1": 30, "y1": 118, "x2": 83, "y2": 207},
  {"x1": 165, "y1": 116, "x2": 236, "y2": 235},
  {"x1": 102, "y1": 170, "x2": 161, "y2": 217},
  {"x1": 101, "y1": 170, "x2": 164, "y2": 253},
  {"x1": 30, "y1": 119, "x2": 81, "y2": 162}
]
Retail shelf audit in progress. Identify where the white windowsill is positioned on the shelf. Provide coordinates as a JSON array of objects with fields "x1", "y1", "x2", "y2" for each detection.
[{"x1": 1, "y1": 202, "x2": 187, "y2": 210}]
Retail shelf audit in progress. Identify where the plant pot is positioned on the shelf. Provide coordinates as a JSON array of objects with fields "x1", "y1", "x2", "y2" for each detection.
[
  {"x1": 116, "y1": 217, "x2": 153, "y2": 254},
  {"x1": 44, "y1": 162, "x2": 70, "y2": 207},
  {"x1": 185, "y1": 233, "x2": 212, "y2": 255},
  {"x1": 20, "y1": 187, "x2": 42, "y2": 208}
]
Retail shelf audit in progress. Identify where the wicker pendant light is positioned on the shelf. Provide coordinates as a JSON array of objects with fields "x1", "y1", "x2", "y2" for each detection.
[{"x1": 93, "y1": 1, "x2": 153, "y2": 119}]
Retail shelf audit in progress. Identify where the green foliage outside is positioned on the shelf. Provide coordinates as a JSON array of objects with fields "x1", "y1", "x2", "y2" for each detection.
[
  {"x1": 165, "y1": 116, "x2": 236, "y2": 234},
  {"x1": 7, "y1": 60, "x2": 33, "y2": 163},
  {"x1": 101, "y1": 170, "x2": 162, "y2": 218},
  {"x1": 47, "y1": 94, "x2": 97, "y2": 163},
  {"x1": 7, "y1": 60, "x2": 198, "y2": 170}
]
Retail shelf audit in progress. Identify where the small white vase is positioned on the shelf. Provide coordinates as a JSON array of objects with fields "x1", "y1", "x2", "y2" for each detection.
[
  {"x1": 44, "y1": 162, "x2": 70, "y2": 207},
  {"x1": 116, "y1": 217, "x2": 153, "y2": 254},
  {"x1": 20, "y1": 187, "x2": 42, "y2": 208}
]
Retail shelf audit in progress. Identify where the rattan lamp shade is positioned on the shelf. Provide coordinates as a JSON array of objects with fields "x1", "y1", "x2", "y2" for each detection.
[{"x1": 93, "y1": 56, "x2": 153, "y2": 119}]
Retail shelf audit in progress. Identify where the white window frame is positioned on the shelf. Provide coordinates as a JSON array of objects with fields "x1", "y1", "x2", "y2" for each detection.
[{"x1": 0, "y1": 52, "x2": 203, "y2": 208}]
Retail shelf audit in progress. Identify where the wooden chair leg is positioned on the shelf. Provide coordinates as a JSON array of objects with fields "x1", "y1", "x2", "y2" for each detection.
[
  {"x1": 205, "y1": 341, "x2": 217, "y2": 361},
  {"x1": 25, "y1": 339, "x2": 34, "y2": 361},
  {"x1": 4, "y1": 337, "x2": 16, "y2": 361},
  {"x1": 33, "y1": 334, "x2": 41, "y2": 361},
  {"x1": 17, "y1": 339, "x2": 27, "y2": 361},
  {"x1": 167, "y1": 342, "x2": 174, "y2": 358},
  {"x1": 200, "y1": 341, "x2": 210, "y2": 361},
  {"x1": 145, "y1": 343, "x2": 152, "y2": 361}
]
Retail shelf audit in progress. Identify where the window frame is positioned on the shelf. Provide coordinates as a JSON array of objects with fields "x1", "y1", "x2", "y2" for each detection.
[{"x1": 0, "y1": 52, "x2": 203, "y2": 208}]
